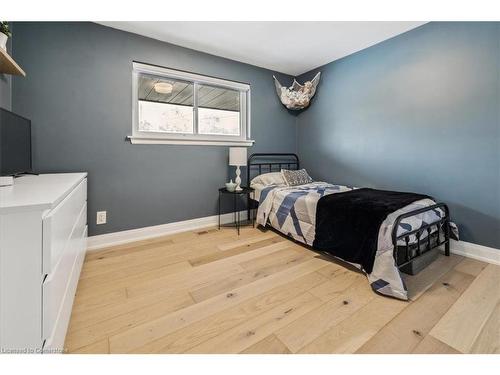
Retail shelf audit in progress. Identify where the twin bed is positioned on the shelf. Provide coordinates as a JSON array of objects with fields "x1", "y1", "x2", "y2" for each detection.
[{"x1": 246, "y1": 153, "x2": 453, "y2": 300}]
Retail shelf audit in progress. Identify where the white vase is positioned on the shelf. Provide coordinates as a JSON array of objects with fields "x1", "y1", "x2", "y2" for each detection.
[{"x1": 0, "y1": 32, "x2": 8, "y2": 51}]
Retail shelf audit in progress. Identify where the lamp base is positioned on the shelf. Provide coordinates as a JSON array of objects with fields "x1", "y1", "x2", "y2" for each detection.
[{"x1": 235, "y1": 166, "x2": 242, "y2": 191}]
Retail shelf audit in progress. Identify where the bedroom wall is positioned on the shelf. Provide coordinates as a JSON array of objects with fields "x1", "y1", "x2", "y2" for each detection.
[
  {"x1": 297, "y1": 22, "x2": 500, "y2": 249},
  {"x1": 11, "y1": 22, "x2": 296, "y2": 236}
]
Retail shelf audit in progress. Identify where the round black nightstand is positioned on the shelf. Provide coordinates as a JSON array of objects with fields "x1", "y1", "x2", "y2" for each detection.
[{"x1": 218, "y1": 187, "x2": 255, "y2": 235}]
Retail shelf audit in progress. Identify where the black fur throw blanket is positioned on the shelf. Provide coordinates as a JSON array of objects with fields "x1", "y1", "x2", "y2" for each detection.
[{"x1": 313, "y1": 188, "x2": 431, "y2": 273}]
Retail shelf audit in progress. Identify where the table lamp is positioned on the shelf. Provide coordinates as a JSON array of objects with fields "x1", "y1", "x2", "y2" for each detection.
[{"x1": 229, "y1": 147, "x2": 247, "y2": 192}]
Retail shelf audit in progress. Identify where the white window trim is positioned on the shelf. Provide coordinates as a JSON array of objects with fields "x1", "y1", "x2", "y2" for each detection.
[{"x1": 129, "y1": 62, "x2": 254, "y2": 146}]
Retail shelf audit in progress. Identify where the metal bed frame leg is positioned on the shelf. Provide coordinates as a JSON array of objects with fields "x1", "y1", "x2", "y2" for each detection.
[{"x1": 444, "y1": 218, "x2": 450, "y2": 256}]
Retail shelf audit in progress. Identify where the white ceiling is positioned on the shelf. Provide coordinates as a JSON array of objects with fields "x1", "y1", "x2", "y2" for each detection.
[{"x1": 98, "y1": 22, "x2": 426, "y2": 76}]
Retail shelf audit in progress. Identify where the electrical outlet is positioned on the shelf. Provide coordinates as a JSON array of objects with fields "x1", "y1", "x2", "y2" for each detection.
[{"x1": 96, "y1": 211, "x2": 107, "y2": 225}]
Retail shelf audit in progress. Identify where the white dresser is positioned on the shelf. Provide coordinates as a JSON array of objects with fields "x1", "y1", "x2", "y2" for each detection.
[{"x1": 0, "y1": 173, "x2": 87, "y2": 353}]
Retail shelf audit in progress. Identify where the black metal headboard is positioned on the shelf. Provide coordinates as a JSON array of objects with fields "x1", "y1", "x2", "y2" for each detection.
[{"x1": 247, "y1": 153, "x2": 300, "y2": 185}]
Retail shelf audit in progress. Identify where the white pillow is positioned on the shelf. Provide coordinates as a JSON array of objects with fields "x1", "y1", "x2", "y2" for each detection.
[{"x1": 250, "y1": 172, "x2": 285, "y2": 186}]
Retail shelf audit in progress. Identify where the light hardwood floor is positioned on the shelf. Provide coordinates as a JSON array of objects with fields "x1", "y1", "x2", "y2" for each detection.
[{"x1": 65, "y1": 226, "x2": 500, "y2": 354}]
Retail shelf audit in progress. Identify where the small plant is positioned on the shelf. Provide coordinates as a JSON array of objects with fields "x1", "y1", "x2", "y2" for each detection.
[{"x1": 0, "y1": 22, "x2": 11, "y2": 38}]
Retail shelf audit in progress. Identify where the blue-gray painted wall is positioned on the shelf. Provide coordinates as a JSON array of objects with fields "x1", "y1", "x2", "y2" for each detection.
[
  {"x1": 297, "y1": 22, "x2": 500, "y2": 248},
  {"x1": 11, "y1": 22, "x2": 296, "y2": 236}
]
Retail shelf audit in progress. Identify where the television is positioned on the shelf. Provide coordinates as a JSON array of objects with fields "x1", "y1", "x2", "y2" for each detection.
[{"x1": 0, "y1": 108, "x2": 33, "y2": 176}]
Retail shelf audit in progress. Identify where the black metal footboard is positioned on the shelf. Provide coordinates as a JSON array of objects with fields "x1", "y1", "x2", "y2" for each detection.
[{"x1": 392, "y1": 203, "x2": 450, "y2": 269}]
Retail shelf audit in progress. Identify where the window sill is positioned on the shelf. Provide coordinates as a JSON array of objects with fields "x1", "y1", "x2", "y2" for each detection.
[{"x1": 127, "y1": 136, "x2": 255, "y2": 147}]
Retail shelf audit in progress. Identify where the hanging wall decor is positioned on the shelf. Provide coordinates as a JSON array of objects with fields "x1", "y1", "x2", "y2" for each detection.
[{"x1": 273, "y1": 72, "x2": 321, "y2": 110}]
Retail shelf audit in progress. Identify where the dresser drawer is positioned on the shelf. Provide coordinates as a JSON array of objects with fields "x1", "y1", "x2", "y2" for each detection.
[
  {"x1": 42, "y1": 202, "x2": 87, "y2": 343},
  {"x1": 43, "y1": 178, "x2": 87, "y2": 274}
]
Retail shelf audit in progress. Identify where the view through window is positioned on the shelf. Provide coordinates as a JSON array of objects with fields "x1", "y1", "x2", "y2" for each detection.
[{"x1": 132, "y1": 63, "x2": 251, "y2": 145}]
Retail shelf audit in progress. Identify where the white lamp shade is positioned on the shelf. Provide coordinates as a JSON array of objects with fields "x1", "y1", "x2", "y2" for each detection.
[{"x1": 229, "y1": 147, "x2": 247, "y2": 166}]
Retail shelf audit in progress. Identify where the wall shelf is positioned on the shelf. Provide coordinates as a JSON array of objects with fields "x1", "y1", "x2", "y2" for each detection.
[{"x1": 0, "y1": 48, "x2": 26, "y2": 76}]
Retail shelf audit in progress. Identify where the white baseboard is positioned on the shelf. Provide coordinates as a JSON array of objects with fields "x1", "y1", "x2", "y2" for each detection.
[
  {"x1": 87, "y1": 210, "x2": 248, "y2": 251},
  {"x1": 88, "y1": 216, "x2": 500, "y2": 266},
  {"x1": 450, "y1": 239, "x2": 500, "y2": 265}
]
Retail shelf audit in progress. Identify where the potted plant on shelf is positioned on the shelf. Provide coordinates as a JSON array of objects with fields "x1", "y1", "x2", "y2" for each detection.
[{"x1": 0, "y1": 22, "x2": 12, "y2": 51}]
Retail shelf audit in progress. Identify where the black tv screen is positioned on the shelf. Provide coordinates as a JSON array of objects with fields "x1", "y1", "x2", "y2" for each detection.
[{"x1": 0, "y1": 108, "x2": 32, "y2": 176}]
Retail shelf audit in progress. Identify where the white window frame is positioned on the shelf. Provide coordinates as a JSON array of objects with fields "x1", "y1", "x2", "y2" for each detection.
[{"x1": 129, "y1": 62, "x2": 253, "y2": 146}]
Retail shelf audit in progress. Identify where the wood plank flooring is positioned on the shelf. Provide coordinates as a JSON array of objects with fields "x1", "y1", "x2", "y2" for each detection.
[{"x1": 65, "y1": 227, "x2": 500, "y2": 354}]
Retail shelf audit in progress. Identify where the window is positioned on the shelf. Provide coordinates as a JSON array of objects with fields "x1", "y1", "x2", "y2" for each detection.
[{"x1": 130, "y1": 62, "x2": 253, "y2": 146}]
